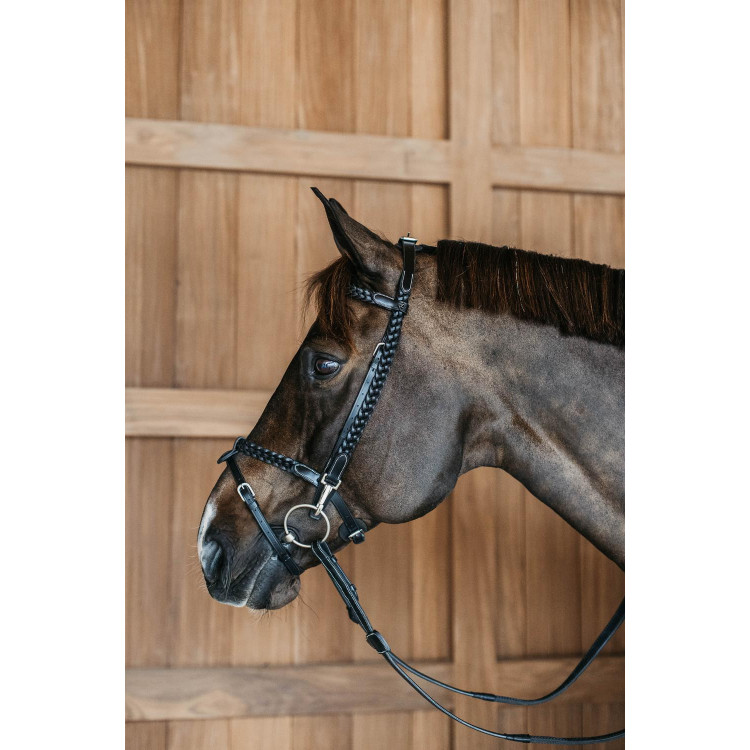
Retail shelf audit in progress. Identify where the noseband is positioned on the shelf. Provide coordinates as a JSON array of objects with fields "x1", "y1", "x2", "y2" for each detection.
[{"x1": 217, "y1": 237, "x2": 624, "y2": 745}]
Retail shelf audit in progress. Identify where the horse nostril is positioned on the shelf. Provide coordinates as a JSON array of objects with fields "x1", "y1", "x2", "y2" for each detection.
[{"x1": 200, "y1": 539, "x2": 224, "y2": 584}]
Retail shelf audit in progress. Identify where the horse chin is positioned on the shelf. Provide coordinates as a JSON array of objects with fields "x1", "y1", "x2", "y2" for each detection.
[{"x1": 245, "y1": 562, "x2": 300, "y2": 610}]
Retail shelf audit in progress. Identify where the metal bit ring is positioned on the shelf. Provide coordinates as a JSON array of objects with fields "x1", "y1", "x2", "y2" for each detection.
[{"x1": 283, "y1": 504, "x2": 331, "y2": 549}]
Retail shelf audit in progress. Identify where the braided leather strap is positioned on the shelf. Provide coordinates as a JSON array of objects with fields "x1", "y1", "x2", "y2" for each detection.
[
  {"x1": 338, "y1": 284, "x2": 411, "y2": 456},
  {"x1": 235, "y1": 438, "x2": 298, "y2": 473}
]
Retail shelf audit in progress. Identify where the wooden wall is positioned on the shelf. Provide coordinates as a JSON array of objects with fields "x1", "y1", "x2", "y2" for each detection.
[{"x1": 125, "y1": 1, "x2": 624, "y2": 748}]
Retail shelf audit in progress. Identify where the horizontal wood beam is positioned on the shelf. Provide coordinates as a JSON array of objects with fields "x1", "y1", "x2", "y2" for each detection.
[
  {"x1": 491, "y1": 145, "x2": 624, "y2": 195},
  {"x1": 126, "y1": 387, "x2": 270, "y2": 438},
  {"x1": 126, "y1": 656, "x2": 623, "y2": 721},
  {"x1": 126, "y1": 118, "x2": 623, "y2": 195},
  {"x1": 126, "y1": 118, "x2": 451, "y2": 184}
]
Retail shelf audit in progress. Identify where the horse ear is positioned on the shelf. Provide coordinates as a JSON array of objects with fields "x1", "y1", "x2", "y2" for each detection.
[{"x1": 311, "y1": 187, "x2": 388, "y2": 277}]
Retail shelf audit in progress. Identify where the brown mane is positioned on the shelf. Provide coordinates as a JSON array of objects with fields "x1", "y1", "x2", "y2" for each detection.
[{"x1": 306, "y1": 241, "x2": 624, "y2": 350}]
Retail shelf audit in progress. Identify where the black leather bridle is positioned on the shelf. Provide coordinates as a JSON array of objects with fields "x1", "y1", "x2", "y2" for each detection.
[{"x1": 217, "y1": 237, "x2": 625, "y2": 744}]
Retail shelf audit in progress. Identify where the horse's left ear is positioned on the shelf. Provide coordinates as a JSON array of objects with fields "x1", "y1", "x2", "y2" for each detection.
[{"x1": 311, "y1": 187, "x2": 391, "y2": 278}]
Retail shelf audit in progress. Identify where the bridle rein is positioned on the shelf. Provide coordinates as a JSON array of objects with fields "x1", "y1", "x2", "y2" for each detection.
[{"x1": 217, "y1": 237, "x2": 625, "y2": 744}]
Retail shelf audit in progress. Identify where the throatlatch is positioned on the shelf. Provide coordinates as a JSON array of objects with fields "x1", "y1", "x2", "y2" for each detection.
[{"x1": 217, "y1": 234, "x2": 625, "y2": 744}]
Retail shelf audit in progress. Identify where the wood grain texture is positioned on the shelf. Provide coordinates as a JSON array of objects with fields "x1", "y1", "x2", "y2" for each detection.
[
  {"x1": 126, "y1": 167, "x2": 177, "y2": 387},
  {"x1": 492, "y1": 144, "x2": 624, "y2": 194},
  {"x1": 126, "y1": 388, "x2": 271, "y2": 437},
  {"x1": 571, "y1": 0, "x2": 624, "y2": 152},
  {"x1": 239, "y1": 0, "x2": 297, "y2": 129},
  {"x1": 126, "y1": 661, "x2": 455, "y2": 720},
  {"x1": 452, "y1": 469, "x2": 500, "y2": 750},
  {"x1": 126, "y1": 721, "x2": 167, "y2": 750},
  {"x1": 126, "y1": 118, "x2": 452, "y2": 184},
  {"x1": 126, "y1": 439, "x2": 174, "y2": 667},
  {"x1": 180, "y1": 0, "x2": 240, "y2": 124},
  {"x1": 449, "y1": 0, "x2": 493, "y2": 242},
  {"x1": 519, "y1": 0, "x2": 572, "y2": 147},
  {"x1": 491, "y1": 0, "x2": 520, "y2": 145},
  {"x1": 298, "y1": 0, "x2": 355, "y2": 133},
  {"x1": 125, "y1": 0, "x2": 180, "y2": 118},
  {"x1": 126, "y1": 656, "x2": 623, "y2": 720},
  {"x1": 236, "y1": 174, "x2": 300, "y2": 390},
  {"x1": 169, "y1": 439, "x2": 234, "y2": 667},
  {"x1": 175, "y1": 171, "x2": 238, "y2": 389}
]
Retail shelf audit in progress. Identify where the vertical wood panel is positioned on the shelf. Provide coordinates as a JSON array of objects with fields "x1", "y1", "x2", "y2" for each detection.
[
  {"x1": 491, "y1": 0, "x2": 520, "y2": 145},
  {"x1": 292, "y1": 715, "x2": 352, "y2": 750},
  {"x1": 450, "y1": 0, "x2": 493, "y2": 241},
  {"x1": 126, "y1": 167, "x2": 177, "y2": 388},
  {"x1": 452, "y1": 468, "x2": 500, "y2": 750},
  {"x1": 239, "y1": 0, "x2": 297, "y2": 129},
  {"x1": 169, "y1": 439, "x2": 234, "y2": 667},
  {"x1": 353, "y1": 712, "x2": 413, "y2": 750},
  {"x1": 176, "y1": 171, "x2": 238, "y2": 389},
  {"x1": 167, "y1": 719, "x2": 230, "y2": 750},
  {"x1": 125, "y1": 0, "x2": 181, "y2": 118},
  {"x1": 126, "y1": 721, "x2": 167, "y2": 750},
  {"x1": 126, "y1": 439, "x2": 174, "y2": 667},
  {"x1": 519, "y1": 0, "x2": 572, "y2": 147},
  {"x1": 520, "y1": 191, "x2": 573, "y2": 257},
  {"x1": 573, "y1": 194, "x2": 625, "y2": 266},
  {"x1": 236, "y1": 175, "x2": 300, "y2": 390},
  {"x1": 231, "y1": 716, "x2": 293, "y2": 749},
  {"x1": 180, "y1": 0, "x2": 241, "y2": 123},
  {"x1": 571, "y1": 0, "x2": 624, "y2": 152},
  {"x1": 298, "y1": 0, "x2": 355, "y2": 133}
]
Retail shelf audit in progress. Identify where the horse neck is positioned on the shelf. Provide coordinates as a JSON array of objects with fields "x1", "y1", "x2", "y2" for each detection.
[{"x1": 447, "y1": 310, "x2": 625, "y2": 568}]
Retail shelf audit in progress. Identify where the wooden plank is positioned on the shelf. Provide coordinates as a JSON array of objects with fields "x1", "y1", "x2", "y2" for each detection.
[
  {"x1": 125, "y1": 0, "x2": 180, "y2": 119},
  {"x1": 492, "y1": 145, "x2": 624, "y2": 194},
  {"x1": 126, "y1": 656, "x2": 623, "y2": 721},
  {"x1": 180, "y1": 0, "x2": 240, "y2": 124},
  {"x1": 449, "y1": 0, "x2": 494, "y2": 242},
  {"x1": 167, "y1": 719, "x2": 230, "y2": 750},
  {"x1": 126, "y1": 721, "x2": 167, "y2": 750},
  {"x1": 231, "y1": 717, "x2": 292, "y2": 749},
  {"x1": 571, "y1": 0, "x2": 624, "y2": 152},
  {"x1": 126, "y1": 119, "x2": 452, "y2": 184},
  {"x1": 491, "y1": 0, "x2": 520, "y2": 145},
  {"x1": 126, "y1": 439, "x2": 174, "y2": 667},
  {"x1": 573, "y1": 193, "x2": 625, "y2": 266},
  {"x1": 126, "y1": 167, "x2": 177, "y2": 388},
  {"x1": 298, "y1": 0, "x2": 355, "y2": 133},
  {"x1": 127, "y1": 661, "x2": 455, "y2": 721},
  {"x1": 452, "y1": 469, "x2": 500, "y2": 750},
  {"x1": 238, "y1": 0, "x2": 296, "y2": 129},
  {"x1": 168, "y1": 439, "x2": 234, "y2": 667},
  {"x1": 236, "y1": 175, "x2": 301, "y2": 390},
  {"x1": 126, "y1": 388, "x2": 271, "y2": 438},
  {"x1": 175, "y1": 171, "x2": 238, "y2": 389},
  {"x1": 125, "y1": 118, "x2": 623, "y2": 194},
  {"x1": 519, "y1": 0, "x2": 571, "y2": 147}
]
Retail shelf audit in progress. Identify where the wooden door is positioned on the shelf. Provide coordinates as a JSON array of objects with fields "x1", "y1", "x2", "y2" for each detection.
[{"x1": 126, "y1": 2, "x2": 624, "y2": 748}]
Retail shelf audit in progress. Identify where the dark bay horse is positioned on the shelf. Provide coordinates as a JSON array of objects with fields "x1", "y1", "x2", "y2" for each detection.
[{"x1": 198, "y1": 190, "x2": 624, "y2": 613}]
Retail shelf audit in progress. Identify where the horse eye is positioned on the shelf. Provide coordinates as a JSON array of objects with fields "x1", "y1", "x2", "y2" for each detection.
[{"x1": 314, "y1": 358, "x2": 340, "y2": 377}]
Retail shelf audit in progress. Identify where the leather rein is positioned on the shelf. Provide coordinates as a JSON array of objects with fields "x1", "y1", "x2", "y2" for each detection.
[{"x1": 217, "y1": 237, "x2": 625, "y2": 744}]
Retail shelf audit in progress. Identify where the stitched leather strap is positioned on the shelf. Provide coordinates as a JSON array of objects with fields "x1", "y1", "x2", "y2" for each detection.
[
  {"x1": 226, "y1": 457, "x2": 303, "y2": 576},
  {"x1": 311, "y1": 541, "x2": 624, "y2": 745}
]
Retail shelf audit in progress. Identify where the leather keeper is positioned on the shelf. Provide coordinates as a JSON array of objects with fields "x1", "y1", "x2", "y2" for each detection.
[{"x1": 366, "y1": 630, "x2": 391, "y2": 654}]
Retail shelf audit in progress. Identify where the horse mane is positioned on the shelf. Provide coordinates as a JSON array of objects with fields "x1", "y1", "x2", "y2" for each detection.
[{"x1": 306, "y1": 240, "x2": 624, "y2": 351}]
